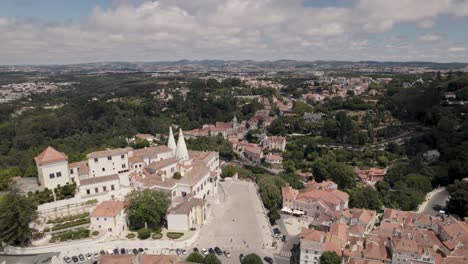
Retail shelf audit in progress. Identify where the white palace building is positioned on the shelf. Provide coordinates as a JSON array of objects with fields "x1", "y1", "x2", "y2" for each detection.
[{"x1": 34, "y1": 127, "x2": 221, "y2": 231}]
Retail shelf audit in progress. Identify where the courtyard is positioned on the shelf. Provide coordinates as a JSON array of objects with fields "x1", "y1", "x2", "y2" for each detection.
[{"x1": 194, "y1": 179, "x2": 274, "y2": 251}]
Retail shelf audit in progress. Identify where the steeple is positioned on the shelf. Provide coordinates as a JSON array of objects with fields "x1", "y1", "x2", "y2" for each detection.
[
  {"x1": 167, "y1": 126, "x2": 176, "y2": 155},
  {"x1": 176, "y1": 128, "x2": 189, "y2": 160}
]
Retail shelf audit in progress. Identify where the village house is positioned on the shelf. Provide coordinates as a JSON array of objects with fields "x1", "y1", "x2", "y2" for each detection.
[
  {"x1": 185, "y1": 116, "x2": 245, "y2": 139},
  {"x1": 281, "y1": 181, "x2": 349, "y2": 217},
  {"x1": 90, "y1": 200, "x2": 127, "y2": 237},
  {"x1": 34, "y1": 146, "x2": 71, "y2": 190},
  {"x1": 299, "y1": 227, "x2": 343, "y2": 264},
  {"x1": 355, "y1": 167, "x2": 387, "y2": 184},
  {"x1": 166, "y1": 197, "x2": 206, "y2": 231},
  {"x1": 262, "y1": 135, "x2": 286, "y2": 152},
  {"x1": 264, "y1": 153, "x2": 283, "y2": 169}
]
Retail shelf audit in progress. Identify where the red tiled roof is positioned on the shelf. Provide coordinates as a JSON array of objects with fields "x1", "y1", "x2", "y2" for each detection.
[
  {"x1": 34, "y1": 146, "x2": 68, "y2": 165},
  {"x1": 91, "y1": 201, "x2": 124, "y2": 217}
]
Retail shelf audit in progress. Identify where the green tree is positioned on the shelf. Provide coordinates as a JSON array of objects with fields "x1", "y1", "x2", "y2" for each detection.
[
  {"x1": 221, "y1": 166, "x2": 237, "y2": 178},
  {"x1": 446, "y1": 180, "x2": 468, "y2": 218},
  {"x1": 320, "y1": 251, "x2": 341, "y2": 264},
  {"x1": 137, "y1": 228, "x2": 151, "y2": 239},
  {"x1": 0, "y1": 184, "x2": 38, "y2": 246},
  {"x1": 186, "y1": 252, "x2": 205, "y2": 263},
  {"x1": 130, "y1": 138, "x2": 150, "y2": 149},
  {"x1": 203, "y1": 254, "x2": 222, "y2": 264},
  {"x1": 404, "y1": 174, "x2": 432, "y2": 193},
  {"x1": 241, "y1": 253, "x2": 263, "y2": 264},
  {"x1": 348, "y1": 187, "x2": 383, "y2": 211},
  {"x1": 126, "y1": 189, "x2": 170, "y2": 229},
  {"x1": 172, "y1": 172, "x2": 182, "y2": 180}
]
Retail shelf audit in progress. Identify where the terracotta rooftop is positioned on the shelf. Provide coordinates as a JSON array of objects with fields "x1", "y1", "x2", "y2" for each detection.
[
  {"x1": 99, "y1": 255, "x2": 133, "y2": 264},
  {"x1": 300, "y1": 228, "x2": 325, "y2": 242},
  {"x1": 34, "y1": 146, "x2": 68, "y2": 165},
  {"x1": 91, "y1": 200, "x2": 124, "y2": 217},
  {"x1": 168, "y1": 198, "x2": 205, "y2": 215},
  {"x1": 145, "y1": 158, "x2": 180, "y2": 174},
  {"x1": 80, "y1": 174, "x2": 119, "y2": 186}
]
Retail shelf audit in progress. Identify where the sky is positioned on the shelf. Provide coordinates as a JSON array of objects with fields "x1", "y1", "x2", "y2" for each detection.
[{"x1": 0, "y1": 0, "x2": 468, "y2": 64}]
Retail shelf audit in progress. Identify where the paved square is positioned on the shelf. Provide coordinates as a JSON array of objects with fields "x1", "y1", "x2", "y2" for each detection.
[{"x1": 194, "y1": 180, "x2": 273, "y2": 251}]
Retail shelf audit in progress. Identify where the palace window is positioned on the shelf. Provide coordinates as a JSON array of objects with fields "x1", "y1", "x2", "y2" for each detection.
[
  {"x1": 56, "y1": 172, "x2": 62, "y2": 177},
  {"x1": 111, "y1": 185, "x2": 115, "y2": 191},
  {"x1": 107, "y1": 156, "x2": 112, "y2": 160},
  {"x1": 49, "y1": 173, "x2": 55, "y2": 179}
]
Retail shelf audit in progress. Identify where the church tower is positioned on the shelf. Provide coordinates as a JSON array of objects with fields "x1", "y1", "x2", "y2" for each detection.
[
  {"x1": 175, "y1": 128, "x2": 189, "y2": 160},
  {"x1": 167, "y1": 126, "x2": 176, "y2": 155}
]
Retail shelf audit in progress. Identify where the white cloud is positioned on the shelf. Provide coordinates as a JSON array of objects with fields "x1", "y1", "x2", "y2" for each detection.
[
  {"x1": 0, "y1": 0, "x2": 467, "y2": 64},
  {"x1": 419, "y1": 33, "x2": 443, "y2": 42},
  {"x1": 449, "y1": 47, "x2": 466, "y2": 52}
]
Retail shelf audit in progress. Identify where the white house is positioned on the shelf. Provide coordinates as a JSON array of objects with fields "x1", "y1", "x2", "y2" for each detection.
[
  {"x1": 167, "y1": 197, "x2": 206, "y2": 231},
  {"x1": 79, "y1": 174, "x2": 120, "y2": 197},
  {"x1": 34, "y1": 146, "x2": 71, "y2": 190},
  {"x1": 90, "y1": 200, "x2": 127, "y2": 237},
  {"x1": 87, "y1": 148, "x2": 131, "y2": 178}
]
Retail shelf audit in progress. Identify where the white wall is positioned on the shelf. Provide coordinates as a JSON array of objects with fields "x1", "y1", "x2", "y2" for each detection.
[
  {"x1": 300, "y1": 248, "x2": 322, "y2": 264},
  {"x1": 167, "y1": 214, "x2": 189, "y2": 231},
  {"x1": 79, "y1": 178, "x2": 120, "y2": 198},
  {"x1": 38, "y1": 160, "x2": 70, "y2": 190},
  {"x1": 90, "y1": 211, "x2": 127, "y2": 237},
  {"x1": 88, "y1": 153, "x2": 129, "y2": 178}
]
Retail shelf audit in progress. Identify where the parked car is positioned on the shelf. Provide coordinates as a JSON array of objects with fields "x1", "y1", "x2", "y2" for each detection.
[
  {"x1": 100, "y1": 250, "x2": 106, "y2": 255},
  {"x1": 239, "y1": 254, "x2": 244, "y2": 262},
  {"x1": 182, "y1": 249, "x2": 188, "y2": 255},
  {"x1": 94, "y1": 252, "x2": 99, "y2": 258},
  {"x1": 224, "y1": 250, "x2": 231, "y2": 258},
  {"x1": 120, "y1": 248, "x2": 126, "y2": 254},
  {"x1": 78, "y1": 254, "x2": 85, "y2": 261},
  {"x1": 63, "y1": 256, "x2": 71, "y2": 263},
  {"x1": 208, "y1": 248, "x2": 215, "y2": 255},
  {"x1": 113, "y1": 248, "x2": 119, "y2": 255},
  {"x1": 132, "y1": 249, "x2": 139, "y2": 255},
  {"x1": 273, "y1": 228, "x2": 281, "y2": 238},
  {"x1": 86, "y1": 253, "x2": 92, "y2": 259},
  {"x1": 138, "y1": 248, "x2": 144, "y2": 253},
  {"x1": 281, "y1": 235, "x2": 286, "y2": 242},
  {"x1": 264, "y1": 256, "x2": 274, "y2": 264},
  {"x1": 71, "y1": 256, "x2": 78, "y2": 263},
  {"x1": 175, "y1": 249, "x2": 181, "y2": 255},
  {"x1": 107, "y1": 249, "x2": 114, "y2": 255},
  {"x1": 214, "y1": 247, "x2": 222, "y2": 255},
  {"x1": 193, "y1": 248, "x2": 199, "y2": 253},
  {"x1": 201, "y1": 248, "x2": 208, "y2": 255}
]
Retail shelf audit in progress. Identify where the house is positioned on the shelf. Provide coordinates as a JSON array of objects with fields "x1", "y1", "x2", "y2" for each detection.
[
  {"x1": 281, "y1": 182, "x2": 349, "y2": 217},
  {"x1": 34, "y1": 146, "x2": 70, "y2": 190},
  {"x1": 90, "y1": 200, "x2": 127, "y2": 237},
  {"x1": 304, "y1": 112, "x2": 324, "y2": 123},
  {"x1": 166, "y1": 197, "x2": 206, "y2": 231},
  {"x1": 264, "y1": 153, "x2": 283, "y2": 169},
  {"x1": 299, "y1": 227, "x2": 343, "y2": 264},
  {"x1": 355, "y1": 167, "x2": 387, "y2": 184},
  {"x1": 244, "y1": 145, "x2": 263, "y2": 164},
  {"x1": 262, "y1": 135, "x2": 286, "y2": 152}
]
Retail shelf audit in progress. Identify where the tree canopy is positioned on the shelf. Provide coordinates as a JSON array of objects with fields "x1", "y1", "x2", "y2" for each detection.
[
  {"x1": 320, "y1": 251, "x2": 342, "y2": 264},
  {"x1": 0, "y1": 184, "x2": 38, "y2": 246},
  {"x1": 241, "y1": 253, "x2": 263, "y2": 264},
  {"x1": 125, "y1": 189, "x2": 170, "y2": 229}
]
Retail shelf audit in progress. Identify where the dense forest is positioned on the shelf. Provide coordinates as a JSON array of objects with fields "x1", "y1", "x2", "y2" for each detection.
[{"x1": 0, "y1": 73, "x2": 266, "y2": 188}]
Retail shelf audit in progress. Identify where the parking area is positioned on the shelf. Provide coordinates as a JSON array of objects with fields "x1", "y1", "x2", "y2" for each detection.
[{"x1": 194, "y1": 180, "x2": 273, "y2": 250}]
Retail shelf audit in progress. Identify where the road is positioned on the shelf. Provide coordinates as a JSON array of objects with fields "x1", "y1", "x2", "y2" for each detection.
[{"x1": 418, "y1": 187, "x2": 449, "y2": 216}]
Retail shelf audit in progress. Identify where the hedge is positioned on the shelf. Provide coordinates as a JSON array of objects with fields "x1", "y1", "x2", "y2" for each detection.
[
  {"x1": 126, "y1": 233, "x2": 136, "y2": 239},
  {"x1": 137, "y1": 228, "x2": 151, "y2": 240},
  {"x1": 152, "y1": 233, "x2": 162, "y2": 239},
  {"x1": 166, "y1": 232, "x2": 184, "y2": 239},
  {"x1": 47, "y1": 212, "x2": 89, "y2": 224},
  {"x1": 49, "y1": 228, "x2": 89, "y2": 243},
  {"x1": 51, "y1": 218, "x2": 90, "y2": 231}
]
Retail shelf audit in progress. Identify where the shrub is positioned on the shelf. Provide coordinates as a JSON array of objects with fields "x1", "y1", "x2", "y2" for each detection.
[
  {"x1": 137, "y1": 228, "x2": 151, "y2": 240},
  {"x1": 47, "y1": 212, "x2": 89, "y2": 224},
  {"x1": 92, "y1": 231, "x2": 99, "y2": 236},
  {"x1": 186, "y1": 252, "x2": 205, "y2": 263},
  {"x1": 152, "y1": 233, "x2": 162, "y2": 239},
  {"x1": 51, "y1": 218, "x2": 90, "y2": 231},
  {"x1": 172, "y1": 172, "x2": 182, "y2": 179},
  {"x1": 32, "y1": 232, "x2": 45, "y2": 240},
  {"x1": 126, "y1": 233, "x2": 136, "y2": 239},
  {"x1": 166, "y1": 232, "x2": 184, "y2": 239},
  {"x1": 85, "y1": 199, "x2": 98, "y2": 205},
  {"x1": 151, "y1": 227, "x2": 162, "y2": 233}
]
